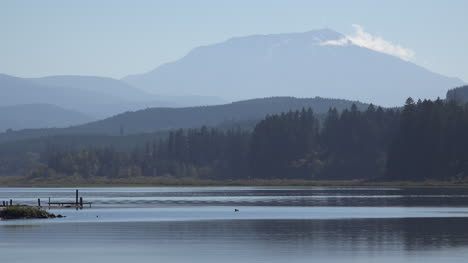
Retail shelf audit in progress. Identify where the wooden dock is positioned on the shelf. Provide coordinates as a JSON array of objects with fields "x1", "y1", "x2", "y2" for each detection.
[
  {"x1": 1, "y1": 189, "x2": 92, "y2": 209},
  {"x1": 48, "y1": 202, "x2": 92, "y2": 208}
]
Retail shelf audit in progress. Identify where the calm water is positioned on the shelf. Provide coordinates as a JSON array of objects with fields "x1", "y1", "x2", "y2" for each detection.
[{"x1": 2, "y1": 187, "x2": 468, "y2": 262}]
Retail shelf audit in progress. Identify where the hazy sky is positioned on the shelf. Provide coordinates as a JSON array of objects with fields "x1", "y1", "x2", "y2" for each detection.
[{"x1": 1, "y1": 0, "x2": 467, "y2": 82}]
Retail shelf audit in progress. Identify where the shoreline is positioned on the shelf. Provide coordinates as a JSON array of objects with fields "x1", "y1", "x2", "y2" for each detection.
[{"x1": 1, "y1": 177, "x2": 468, "y2": 188}]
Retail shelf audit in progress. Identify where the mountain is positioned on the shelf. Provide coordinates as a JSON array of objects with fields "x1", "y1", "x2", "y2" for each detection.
[
  {"x1": 0, "y1": 74, "x2": 225, "y2": 119},
  {"x1": 0, "y1": 96, "x2": 369, "y2": 143},
  {"x1": 123, "y1": 28, "x2": 464, "y2": 107},
  {"x1": 30, "y1": 75, "x2": 153, "y2": 101},
  {"x1": 31, "y1": 75, "x2": 226, "y2": 106},
  {"x1": 0, "y1": 104, "x2": 92, "y2": 132},
  {"x1": 446, "y1": 85, "x2": 468, "y2": 104}
]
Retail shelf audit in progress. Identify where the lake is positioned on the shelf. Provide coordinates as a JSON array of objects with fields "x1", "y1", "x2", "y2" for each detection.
[{"x1": 2, "y1": 187, "x2": 468, "y2": 262}]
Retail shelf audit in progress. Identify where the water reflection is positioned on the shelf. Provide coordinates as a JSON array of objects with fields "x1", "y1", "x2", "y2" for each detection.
[
  {"x1": 3, "y1": 187, "x2": 468, "y2": 207},
  {"x1": 2, "y1": 187, "x2": 468, "y2": 262},
  {"x1": 2, "y1": 218, "x2": 468, "y2": 263}
]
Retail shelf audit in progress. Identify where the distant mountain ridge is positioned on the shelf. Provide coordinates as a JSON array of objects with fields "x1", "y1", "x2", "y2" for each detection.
[
  {"x1": 0, "y1": 96, "x2": 369, "y2": 143},
  {"x1": 1, "y1": 28, "x2": 464, "y2": 135},
  {"x1": 0, "y1": 104, "x2": 92, "y2": 132},
  {"x1": 0, "y1": 74, "x2": 226, "y2": 119},
  {"x1": 30, "y1": 75, "x2": 153, "y2": 101},
  {"x1": 123, "y1": 28, "x2": 464, "y2": 106}
]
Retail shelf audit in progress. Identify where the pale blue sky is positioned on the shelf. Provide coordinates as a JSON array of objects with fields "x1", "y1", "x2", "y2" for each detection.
[{"x1": 1, "y1": 0, "x2": 467, "y2": 82}]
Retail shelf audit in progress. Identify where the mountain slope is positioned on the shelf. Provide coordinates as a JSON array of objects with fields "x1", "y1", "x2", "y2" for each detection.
[
  {"x1": 30, "y1": 75, "x2": 226, "y2": 106},
  {"x1": 0, "y1": 74, "x2": 117, "y2": 117},
  {"x1": 0, "y1": 96, "x2": 369, "y2": 142},
  {"x1": 0, "y1": 104, "x2": 93, "y2": 132},
  {"x1": 30, "y1": 75, "x2": 153, "y2": 101},
  {"x1": 0, "y1": 74, "x2": 225, "y2": 119},
  {"x1": 123, "y1": 28, "x2": 464, "y2": 107}
]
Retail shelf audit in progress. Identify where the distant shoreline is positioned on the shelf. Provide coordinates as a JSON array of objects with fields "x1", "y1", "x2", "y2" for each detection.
[{"x1": 1, "y1": 176, "x2": 468, "y2": 188}]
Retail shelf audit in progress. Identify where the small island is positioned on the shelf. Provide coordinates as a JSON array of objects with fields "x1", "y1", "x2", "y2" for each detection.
[{"x1": 0, "y1": 206, "x2": 63, "y2": 220}]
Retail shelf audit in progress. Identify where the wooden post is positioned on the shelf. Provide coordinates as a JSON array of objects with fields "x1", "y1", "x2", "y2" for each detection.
[
  {"x1": 48, "y1": 197, "x2": 51, "y2": 209},
  {"x1": 10, "y1": 199, "x2": 12, "y2": 206},
  {"x1": 80, "y1": 197, "x2": 83, "y2": 208},
  {"x1": 38, "y1": 198, "x2": 41, "y2": 207},
  {"x1": 76, "y1": 189, "x2": 79, "y2": 206}
]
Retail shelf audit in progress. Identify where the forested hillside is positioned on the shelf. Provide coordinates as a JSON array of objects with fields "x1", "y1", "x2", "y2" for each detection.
[
  {"x1": 4, "y1": 98, "x2": 468, "y2": 183},
  {"x1": 386, "y1": 98, "x2": 468, "y2": 181},
  {"x1": 32, "y1": 104, "x2": 399, "y2": 181},
  {"x1": 0, "y1": 97, "x2": 368, "y2": 143},
  {"x1": 446, "y1": 85, "x2": 468, "y2": 104}
]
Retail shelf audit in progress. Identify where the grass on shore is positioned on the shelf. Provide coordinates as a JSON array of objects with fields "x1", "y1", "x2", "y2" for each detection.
[
  {"x1": 1, "y1": 175, "x2": 468, "y2": 188},
  {"x1": 0, "y1": 206, "x2": 56, "y2": 219}
]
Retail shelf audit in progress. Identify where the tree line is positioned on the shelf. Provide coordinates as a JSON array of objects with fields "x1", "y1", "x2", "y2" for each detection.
[{"x1": 28, "y1": 98, "x2": 468, "y2": 181}]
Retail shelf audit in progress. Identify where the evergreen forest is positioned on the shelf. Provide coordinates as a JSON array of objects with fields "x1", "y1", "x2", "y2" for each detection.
[{"x1": 16, "y1": 98, "x2": 468, "y2": 183}]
